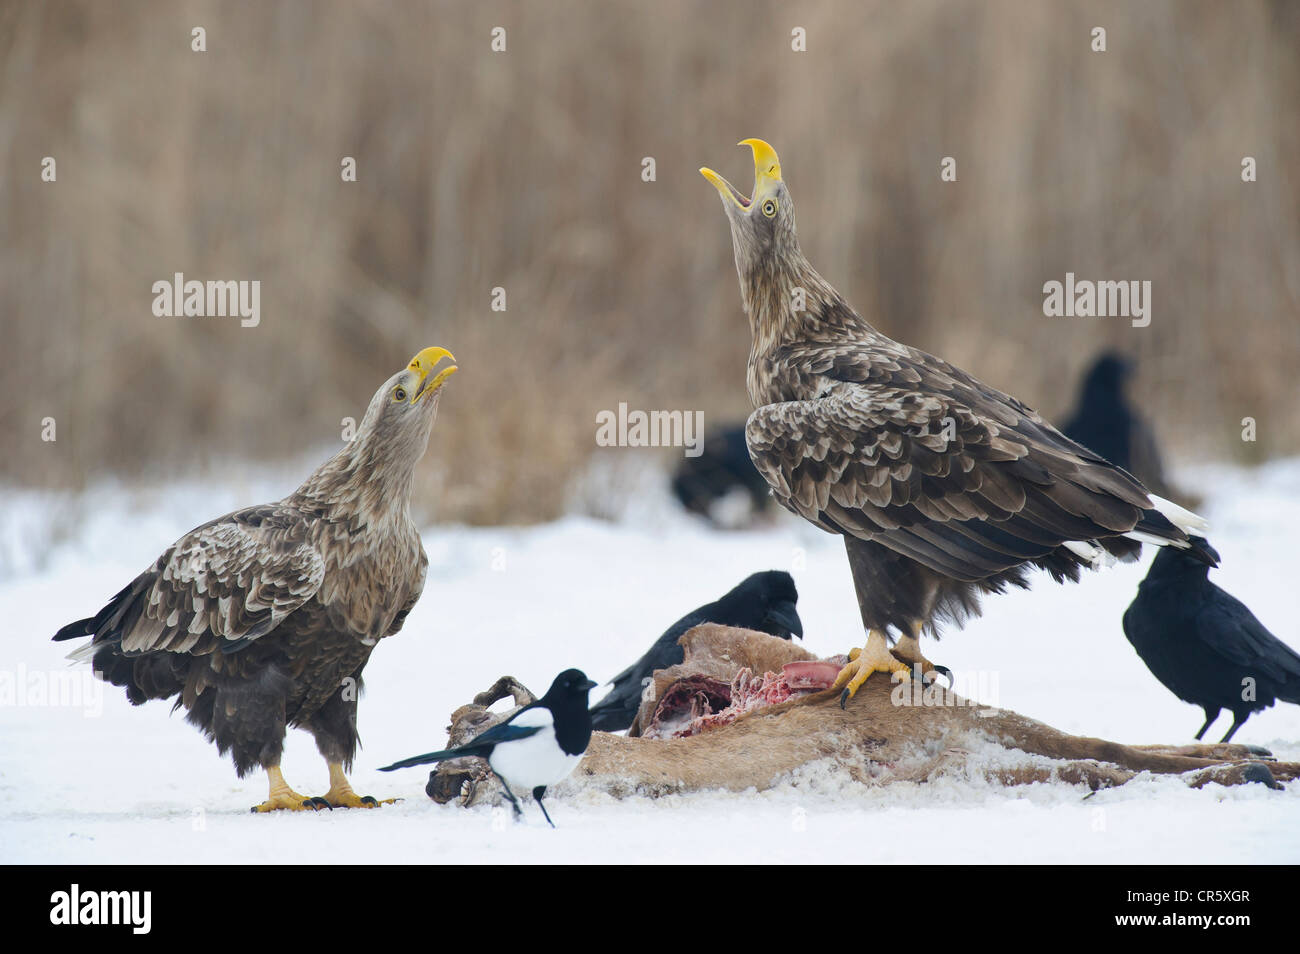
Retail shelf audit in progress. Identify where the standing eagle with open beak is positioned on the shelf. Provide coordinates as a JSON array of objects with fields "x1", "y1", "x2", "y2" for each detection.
[
  {"x1": 701, "y1": 140, "x2": 1213, "y2": 706},
  {"x1": 54, "y1": 346, "x2": 457, "y2": 811}
]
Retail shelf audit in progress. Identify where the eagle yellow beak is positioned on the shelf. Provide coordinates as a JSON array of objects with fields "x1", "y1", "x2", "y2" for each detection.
[
  {"x1": 739, "y1": 138, "x2": 782, "y2": 185},
  {"x1": 408, "y1": 346, "x2": 457, "y2": 403},
  {"x1": 700, "y1": 138, "x2": 783, "y2": 210}
]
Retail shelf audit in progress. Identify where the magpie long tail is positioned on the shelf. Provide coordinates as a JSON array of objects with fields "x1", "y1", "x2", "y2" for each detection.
[
  {"x1": 53, "y1": 616, "x2": 96, "y2": 642},
  {"x1": 378, "y1": 745, "x2": 485, "y2": 772}
]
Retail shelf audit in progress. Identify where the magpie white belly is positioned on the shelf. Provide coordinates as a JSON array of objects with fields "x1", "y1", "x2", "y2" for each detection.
[{"x1": 488, "y1": 727, "x2": 583, "y2": 792}]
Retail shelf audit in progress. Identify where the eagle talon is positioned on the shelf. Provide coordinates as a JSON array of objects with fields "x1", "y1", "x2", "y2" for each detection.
[
  {"x1": 320, "y1": 762, "x2": 399, "y2": 808},
  {"x1": 831, "y1": 629, "x2": 912, "y2": 707},
  {"x1": 914, "y1": 663, "x2": 954, "y2": 689},
  {"x1": 248, "y1": 794, "x2": 330, "y2": 813},
  {"x1": 351, "y1": 794, "x2": 402, "y2": 808},
  {"x1": 325, "y1": 793, "x2": 399, "y2": 808},
  {"x1": 890, "y1": 632, "x2": 950, "y2": 689},
  {"x1": 252, "y1": 767, "x2": 330, "y2": 813}
]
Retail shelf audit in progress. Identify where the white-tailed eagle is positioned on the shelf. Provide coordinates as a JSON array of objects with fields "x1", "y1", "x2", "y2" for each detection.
[{"x1": 701, "y1": 140, "x2": 1212, "y2": 704}]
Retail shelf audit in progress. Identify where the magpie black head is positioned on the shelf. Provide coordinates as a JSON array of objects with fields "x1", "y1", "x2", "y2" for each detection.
[
  {"x1": 540, "y1": 668, "x2": 597, "y2": 754},
  {"x1": 541, "y1": 668, "x2": 599, "y2": 707}
]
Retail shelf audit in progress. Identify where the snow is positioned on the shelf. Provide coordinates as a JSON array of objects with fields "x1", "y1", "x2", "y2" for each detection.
[{"x1": 2, "y1": 458, "x2": 1299, "y2": 864}]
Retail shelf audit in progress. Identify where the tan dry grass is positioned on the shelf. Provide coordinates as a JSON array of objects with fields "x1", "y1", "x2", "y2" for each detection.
[{"x1": 2, "y1": 0, "x2": 1297, "y2": 523}]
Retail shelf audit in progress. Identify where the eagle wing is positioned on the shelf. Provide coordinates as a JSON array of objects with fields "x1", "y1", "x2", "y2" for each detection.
[
  {"x1": 745, "y1": 345, "x2": 1166, "y2": 582},
  {"x1": 384, "y1": 547, "x2": 428, "y2": 637},
  {"x1": 61, "y1": 505, "x2": 326, "y2": 656}
]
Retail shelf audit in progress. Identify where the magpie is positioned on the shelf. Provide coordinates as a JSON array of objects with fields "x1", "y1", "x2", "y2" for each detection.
[
  {"x1": 1123, "y1": 538, "x2": 1300, "y2": 742},
  {"x1": 589, "y1": 570, "x2": 803, "y2": 732},
  {"x1": 379, "y1": 668, "x2": 597, "y2": 827}
]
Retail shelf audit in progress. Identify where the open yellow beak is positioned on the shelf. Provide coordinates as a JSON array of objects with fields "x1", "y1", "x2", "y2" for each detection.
[
  {"x1": 700, "y1": 138, "x2": 783, "y2": 210},
  {"x1": 407, "y1": 346, "x2": 458, "y2": 403}
]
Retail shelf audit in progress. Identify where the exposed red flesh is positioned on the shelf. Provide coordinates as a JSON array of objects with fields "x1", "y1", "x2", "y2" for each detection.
[
  {"x1": 782, "y1": 660, "x2": 843, "y2": 690},
  {"x1": 643, "y1": 656, "x2": 848, "y2": 740},
  {"x1": 644, "y1": 675, "x2": 732, "y2": 739}
]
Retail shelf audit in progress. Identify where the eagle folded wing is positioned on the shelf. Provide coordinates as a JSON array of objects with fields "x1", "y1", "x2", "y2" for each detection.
[
  {"x1": 746, "y1": 359, "x2": 1157, "y2": 582},
  {"x1": 384, "y1": 549, "x2": 428, "y2": 637},
  {"x1": 105, "y1": 508, "x2": 326, "y2": 657}
]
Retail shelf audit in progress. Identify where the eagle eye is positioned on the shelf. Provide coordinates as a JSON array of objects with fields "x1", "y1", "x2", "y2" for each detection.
[
  {"x1": 393, "y1": 386, "x2": 408, "y2": 403},
  {"x1": 762, "y1": 198, "x2": 778, "y2": 218}
]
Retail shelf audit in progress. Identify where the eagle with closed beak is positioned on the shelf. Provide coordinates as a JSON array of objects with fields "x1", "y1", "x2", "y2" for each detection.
[
  {"x1": 701, "y1": 140, "x2": 1213, "y2": 705},
  {"x1": 54, "y1": 346, "x2": 458, "y2": 811}
]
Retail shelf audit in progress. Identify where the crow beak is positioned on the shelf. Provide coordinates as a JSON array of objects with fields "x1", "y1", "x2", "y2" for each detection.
[
  {"x1": 762, "y1": 600, "x2": 803, "y2": 640},
  {"x1": 580, "y1": 679, "x2": 598, "y2": 692}
]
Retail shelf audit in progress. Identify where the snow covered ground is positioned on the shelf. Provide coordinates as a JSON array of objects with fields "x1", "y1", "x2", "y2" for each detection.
[{"x1": 3, "y1": 458, "x2": 1299, "y2": 864}]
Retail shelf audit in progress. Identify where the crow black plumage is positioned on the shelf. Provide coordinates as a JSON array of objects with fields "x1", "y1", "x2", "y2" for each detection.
[
  {"x1": 671, "y1": 425, "x2": 773, "y2": 526},
  {"x1": 1062, "y1": 352, "x2": 1171, "y2": 498},
  {"x1": 1123, "y1": 538, "x2": 1300, "y2": 742},
  {"x1": 588, "y1": 570, "x2": 803, "y2": 732}
]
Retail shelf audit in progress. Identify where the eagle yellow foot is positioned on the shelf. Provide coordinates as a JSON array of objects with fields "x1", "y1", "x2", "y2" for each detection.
[
  {"x1": 251, "y1": 766, "x2": 332, "y2": 813},
  {"x1": 890, "y1": 632, "x2": 953, "y2": 688},
  {"x1": 321, "y1": 763, "x2": 401, "y2": 809},
  {"x1": 833, "y1": 630, "x2": 912, "y2": 708}
]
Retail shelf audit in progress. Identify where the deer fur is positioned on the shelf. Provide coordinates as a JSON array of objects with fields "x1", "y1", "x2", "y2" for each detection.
[{"x1": 423, "y1": 625, "x2": 1294, "y2": 808}]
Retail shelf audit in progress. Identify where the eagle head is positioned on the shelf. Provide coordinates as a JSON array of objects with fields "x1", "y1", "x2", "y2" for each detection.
[
  {"x1": 352, "y1": 346, "x2": 459, "y2": 480},
  {"x1": 700, "y1": 138, "x2": 801, "y2": 273}
]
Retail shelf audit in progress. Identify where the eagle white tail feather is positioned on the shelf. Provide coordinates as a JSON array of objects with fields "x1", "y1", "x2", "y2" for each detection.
[
  {"x1": 1124, "y1": 529, "x2": 1187, "y2": 549},
  {"x1": 66, "y1": 642, "x2": 97, "y2": 664},
  {"x1": 1147, "y1": 494, "x2": 1209, "y2": 534},
  {"x1": 1063, "y1": 539, "x2": 1116, "y2": 570}
]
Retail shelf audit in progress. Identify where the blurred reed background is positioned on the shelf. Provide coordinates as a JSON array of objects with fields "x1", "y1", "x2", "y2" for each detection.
[{"x1": 2, "y1": 0, "x2": 1297, "y2": 525}]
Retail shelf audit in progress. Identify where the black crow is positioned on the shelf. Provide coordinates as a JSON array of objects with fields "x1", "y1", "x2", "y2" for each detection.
[
  {"x1": 1062, "y1": 352, "x2": 1172, "y2": 498},
  {"x1": 379, "y1": 669, "x2": 597, "y2": 827},
  {"x1": 671, "y1": 425, "x2": 773, "y2": 527},
  {"x1": 589, "y1": 570, "x2": 802, "y2": 732},
  {"x1": 1123, "y1": 538, "x2": 1300, "y2": 742}
]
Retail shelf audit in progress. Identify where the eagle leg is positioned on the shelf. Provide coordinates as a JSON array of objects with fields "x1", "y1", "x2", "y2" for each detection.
[
  {"x1": 832, "y1": 629, "x2": 912, "y2": 708},
  {"x1": 251, "y1": 765, "x2": 332, "y2": 813},
  {"x1": 320, "y1": 762, "x2": 401, "y2": 809},
  {"x1": 890, "y1": 625, "x2": 954, "y2": 688}
]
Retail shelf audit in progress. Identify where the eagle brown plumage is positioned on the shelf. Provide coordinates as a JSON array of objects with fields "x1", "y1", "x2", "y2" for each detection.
[
  {"x1": 701, "y1": 140, "x2": 1215, "y2": 705},
  {"x1": 53, "y1": 346, "x2": 457, "y2": 810}
]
